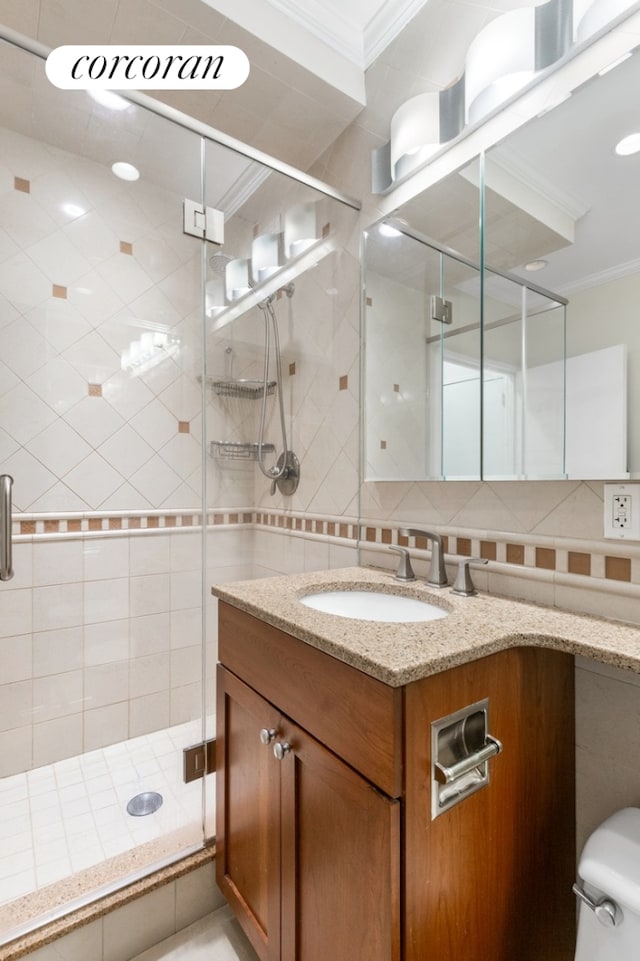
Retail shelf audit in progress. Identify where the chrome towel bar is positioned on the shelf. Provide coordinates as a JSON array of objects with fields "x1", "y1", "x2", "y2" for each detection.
[{"x1": 1, "y1": 474, "x2": 14, "y2": 581}]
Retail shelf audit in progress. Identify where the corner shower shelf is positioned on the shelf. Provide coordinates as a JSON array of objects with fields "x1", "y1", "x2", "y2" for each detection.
[
  {"x1": 211, "y1": 379, "x2": 277, "y2": 398},
  {"x1": 210, "y1": 441, "x2": 276, "y2": 461}
]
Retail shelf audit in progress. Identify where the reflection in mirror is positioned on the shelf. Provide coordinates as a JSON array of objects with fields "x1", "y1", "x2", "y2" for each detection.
[
  {"x1": 363, "y1": 157, "x2": 567, "y2": 482},
  {"x1": 482, "y1": 273, "x2": 565, "y2": 479},
  {"x1": 363, "y1": 162, "x2": 482, "y2": 482},
  {"x1": 486, "y1": 49, "x2": 640, "y2": 479},
  {"x1": 363, "y1": 222, "x2": 483, "y2": 481}
]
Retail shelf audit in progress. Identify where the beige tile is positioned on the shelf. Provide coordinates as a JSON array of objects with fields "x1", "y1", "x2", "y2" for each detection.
[
  {"x1": 129, "y1": 692, "x2": 170, "y2": 738},
  {"x1": 533, "y1": 482, "x2": 604, "y2": 539},
  {"x1": 103, "y1": 882, "x2": 176, "y2": 961},
  {"x1": 175, "y1": 862, "x2": 224, "y2": 930},
  {"x1": 33, "y1": 714, "x2": 83, "y2": 767}
]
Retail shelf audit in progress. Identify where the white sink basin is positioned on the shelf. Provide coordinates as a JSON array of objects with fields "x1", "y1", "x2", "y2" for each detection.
[{"x1": 299, "y1": 589, "x2": 448, "y2": 623}]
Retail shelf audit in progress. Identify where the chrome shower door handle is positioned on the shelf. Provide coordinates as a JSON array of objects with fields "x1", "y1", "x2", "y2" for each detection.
[{"x1": 0, "y1": 474, "x2": 14, "y2": 581}]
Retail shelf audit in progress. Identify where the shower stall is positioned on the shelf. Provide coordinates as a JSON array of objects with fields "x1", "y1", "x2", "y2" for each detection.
[{"x1": 0, "y1": 28, "x2": 360, "y2": 946}]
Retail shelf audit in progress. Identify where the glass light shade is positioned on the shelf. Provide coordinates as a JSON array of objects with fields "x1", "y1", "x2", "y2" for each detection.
[
  {"x1": 284, "y1": 202, "x2": 317, "y2": 259},
  {"x1": 251, "y1": 233, "x2": 283, "y2": 283},
  {"x1": 465, "y1": 8, "x2": 536, "y2": 124},
  {"x1": 575, "y1": 0, "x2": 636, "y2": 42},
  {"x1": 225, "y1": 258, "x2": 251, "y2": 301},
  {"x1": 389, "y1": 92, "x2": 441, "y2": 177}
]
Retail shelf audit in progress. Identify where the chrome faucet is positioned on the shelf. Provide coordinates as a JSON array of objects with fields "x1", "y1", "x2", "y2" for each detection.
[{"x1": 399, "y1": 528, "x2": 448, "y2": 588}]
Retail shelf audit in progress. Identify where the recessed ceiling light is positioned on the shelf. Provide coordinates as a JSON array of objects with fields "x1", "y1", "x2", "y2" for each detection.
[
  {"x1": 88, "y1": 89, "x2": 130, "y2": 111},
  {"x1": 615, "y1": 133, "x2": 640, "y2": 156},
  {"x1": 61, "y1": 202, "x2": 86, "y2": 218},
  {"x1": 524, "y1": 259, "x2": 548, "y2": 272},
  {"x1": 111, "y1": 161, "x2": 140, "y2": 182},
  {"x1": 379, "y1": 223, "x2": 402, "y2": 238}
]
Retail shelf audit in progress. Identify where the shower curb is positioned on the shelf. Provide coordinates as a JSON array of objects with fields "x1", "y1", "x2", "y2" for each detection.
[{"x1": 0, "y1": 845, "x2": 215, "y2": 961}]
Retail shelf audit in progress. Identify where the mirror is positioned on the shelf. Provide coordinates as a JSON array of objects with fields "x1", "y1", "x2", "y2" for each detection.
[
  {"x1": 364, "y1": 48, "x2": 639, "y2": 481},
  {"x1": 485, "y1": 50, "x2": 638, "y2": 479},
  {"x1": 363, "y1": 159, "x2": 566, "y2": 481},
  {"x1": 363, "y1": 162, "x2": 483, "y2": 481}
]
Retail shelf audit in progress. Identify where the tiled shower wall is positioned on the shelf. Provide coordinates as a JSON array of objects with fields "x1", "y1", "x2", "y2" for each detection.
[{"x1": 0, "y1": 125, "x2": 228, "y2": 778}]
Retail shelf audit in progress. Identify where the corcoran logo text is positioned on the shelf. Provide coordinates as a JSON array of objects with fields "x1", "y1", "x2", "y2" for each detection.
[{"x1": 46, "y1": 45, "x2": 250, "y2": 90}]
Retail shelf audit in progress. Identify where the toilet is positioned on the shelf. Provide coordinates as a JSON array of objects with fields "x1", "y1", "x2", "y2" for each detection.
[{"x1": 574, "y1": 807, "x2": 640, "y2": 960}]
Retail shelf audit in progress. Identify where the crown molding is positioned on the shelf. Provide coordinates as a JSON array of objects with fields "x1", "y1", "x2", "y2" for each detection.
[
  {"x1": 364, "y1": 0, "x2": 431, "y2": 67},
  {"x1": 265, "y1": 0, "x2": 364, "y2": 66},
  {"x1": 263, "y1": 0, "x2": 430, "y2": 69}
]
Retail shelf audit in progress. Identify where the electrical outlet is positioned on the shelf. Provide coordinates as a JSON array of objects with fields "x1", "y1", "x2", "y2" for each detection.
[{"x1": 604, "y1": 484, "x2": 640, "y2": 539}]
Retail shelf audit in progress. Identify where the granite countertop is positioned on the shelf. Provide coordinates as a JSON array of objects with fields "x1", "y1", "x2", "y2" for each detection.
[{"x1": 212, "y1": 566, "x2": 640, "y2": 686}]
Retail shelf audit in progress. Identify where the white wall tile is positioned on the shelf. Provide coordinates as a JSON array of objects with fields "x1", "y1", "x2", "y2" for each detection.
[
  {"x1": 175, "y1": 862, "x2": 223, "y2": 930},
  {"x1": 33, "y1": 582, "x2": 83, "y2": 633},
  {"x1": 0, "y1": 680, "x2": 33, "y2": 732},
  {"x1": 84, "y1": 538, "x2": 129, "y2": 582},
  {"x1": 130, "y1": 653, "x2": 171, "y2": 699},
  {"x1": 33, "y1": 540, "x2": 83, "y2": 586},
  {"x1": 33, "y1": 713, "x2": 83, "y2": 767},
  {"x1": 33, "y1": 626, "x2": 83, "y2": 677},
  {"x1": 84, "y1": 702, "x2": 129, "y2": 752},
  {"x1": 130, "y1": 573, "x2": 171, "y2": 618},
  {"x1": 84, "y1": 577, "x2": 129, "y2": 624},
  {"x1": 130, "y1": 612, "x2": 171, "y2": 658},
  {"x1": 19, "y1": 918, "x2": 103, "y2": 961},
  {"x1": 129, "y1": 691, "x2": 170, "y2": 738},
  {"x1": 130, "y1": 533, "x2": 171, "y2": 576},
  {"x1": 0, "y1": 633, "x2": 32, "y2": 683},
  {"x1": 84, "y1": 619, "x2": 129, "y2": 666},
  {"x1": 33, "y1": 670, "x2": 83, "y2": 722},
  {"x1": 0, "y1": 725, "x2": 32, "y2": 776},
  {"x1": 85, "y1": 662, "x2": 129, "y2": 710},
  {"x1": 0, "y1": 586, "x2": 32, "y2": 638},
  {"x1": 103, "y1": 883, "x2": 176, "y2": 961}
]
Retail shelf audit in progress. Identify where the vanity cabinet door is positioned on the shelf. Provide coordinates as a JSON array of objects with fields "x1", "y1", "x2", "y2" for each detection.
[
  {"x1": 216, "y1": 666, "x2": 282, "y2": 961},
  {"x1": 278, "y1": 714, "x2": 401, "y2": 961},
  {"x1": 217, "y1": 664, "x2": 401, "y2": 961}
]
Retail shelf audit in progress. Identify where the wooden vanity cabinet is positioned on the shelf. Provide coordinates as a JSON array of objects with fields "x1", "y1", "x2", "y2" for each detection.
[{"x1": 216, "y1": 601, "x2": 576, "y2": 961}]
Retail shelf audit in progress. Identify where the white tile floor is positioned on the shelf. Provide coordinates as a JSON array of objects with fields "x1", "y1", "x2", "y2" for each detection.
[
  {"x1": 0, "y1": 720, "x2": 208, "y2": 909},
  {"x1": 130, "y1": 907, "x2": 259, "y2": 961}
]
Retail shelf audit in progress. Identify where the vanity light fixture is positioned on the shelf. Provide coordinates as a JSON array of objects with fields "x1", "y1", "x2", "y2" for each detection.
[
  {"x1": 524, "y1": 259, "x2": 548, "y2": 271},
  {"x1": 371, "y1": 0, "x2": 639, "y2": 192},
  {"x1": 615, "y1": 133, "x2": 640, "y2": 156},
  {"x1": 111, "y1": 161, "x2": 140, "y2": 181}
]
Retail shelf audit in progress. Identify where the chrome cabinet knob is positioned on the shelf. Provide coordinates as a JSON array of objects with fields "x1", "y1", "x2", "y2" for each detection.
[
  {"x1": 259, "y1": 728, "x2": 277, "y2": 745},
  {"x1": 273, "y1": 741, "x2": 291, "y2": 760}
]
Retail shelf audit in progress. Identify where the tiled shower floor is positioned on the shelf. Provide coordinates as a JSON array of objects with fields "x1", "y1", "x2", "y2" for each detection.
[{"x1": 0, "y1": 720, "x2": 212, "y2": 940}]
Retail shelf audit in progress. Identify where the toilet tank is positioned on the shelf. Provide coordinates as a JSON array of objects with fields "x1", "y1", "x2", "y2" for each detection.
[{"x1": 575, "y1": 808, "x2": 640, "y2": 961}]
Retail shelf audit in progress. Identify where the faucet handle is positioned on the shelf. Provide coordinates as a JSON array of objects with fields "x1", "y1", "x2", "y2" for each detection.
[
  {"x1": 451, "y1": 557, "x2": 488, "y2": 596},
  {"x1": 389, "y1": 546, "x2": 416, "y2": 582}
]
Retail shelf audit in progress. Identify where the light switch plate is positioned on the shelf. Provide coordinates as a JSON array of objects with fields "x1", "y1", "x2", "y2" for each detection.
[{"x1": 604, "y1": 483, "x2": 640, "y2": 539}]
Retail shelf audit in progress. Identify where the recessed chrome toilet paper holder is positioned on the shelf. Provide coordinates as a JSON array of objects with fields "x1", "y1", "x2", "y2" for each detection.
[{"x1": 431, "y1": 697, "x2": 502, "y2": 818}]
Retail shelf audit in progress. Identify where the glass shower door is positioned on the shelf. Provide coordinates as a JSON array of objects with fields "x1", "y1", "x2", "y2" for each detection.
[{"x1": 0, "y1": 38, "x2": 209, "y2": 941}]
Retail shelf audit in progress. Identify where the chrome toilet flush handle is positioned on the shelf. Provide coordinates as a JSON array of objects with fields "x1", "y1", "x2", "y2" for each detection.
[{"x1": 572, "y1": 881, "x2": 620, "y2": 928}]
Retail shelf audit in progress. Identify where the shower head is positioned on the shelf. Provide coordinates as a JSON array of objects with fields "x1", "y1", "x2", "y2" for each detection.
[{"x1": 209, "y1": 250, "x2": 233, "y2": 274}]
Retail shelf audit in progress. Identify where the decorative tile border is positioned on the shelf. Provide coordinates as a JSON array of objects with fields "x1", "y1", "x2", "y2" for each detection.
[{"x1": 10, "y1": 509, "x2": 640, "y2": 586}]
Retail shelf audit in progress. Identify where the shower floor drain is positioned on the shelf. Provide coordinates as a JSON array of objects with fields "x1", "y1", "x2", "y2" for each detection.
[{"x1": 126, "y1": 791, "x2": 164, "y2": 817}]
